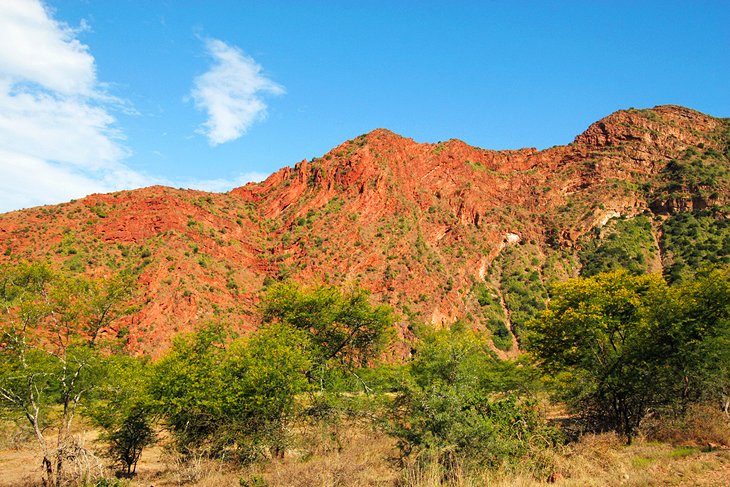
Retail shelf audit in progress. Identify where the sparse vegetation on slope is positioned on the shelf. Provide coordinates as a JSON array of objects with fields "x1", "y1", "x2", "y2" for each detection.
[{"x1": 1, "y1": 105, "x2": 728, "y2": 355}]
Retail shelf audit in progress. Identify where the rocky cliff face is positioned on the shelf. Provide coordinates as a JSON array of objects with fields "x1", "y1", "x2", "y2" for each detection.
[{"x1": 1, "y1": 105, "x2": 728, "y2": 355}]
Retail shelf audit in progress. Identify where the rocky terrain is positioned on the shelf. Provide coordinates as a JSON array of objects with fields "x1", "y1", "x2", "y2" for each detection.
[{"x1": 1, "y1": 105, "x2": 727, "y2": 355}]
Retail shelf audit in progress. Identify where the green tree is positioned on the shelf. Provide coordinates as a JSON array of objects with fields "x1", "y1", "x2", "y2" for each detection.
[
  {"x1": 150, "y1": 323, "x2": 312, "y2": 462},
  {"x1": 219, "y1": 323, "x2": 312, "y2": 461},
  {"x1": 0, "y1": 263, "x2": 134, "y2": 486},
  {"x1": 87, "y1": 355, "x2": 155, "y2": 477},
  {"x1": 149, "y1": 323, "x2": 230, "y2": 452},
  {"x1": 260, "y1": 282, "x2": 394, "y2": 384},
  {"x1": 525, "y1": 269, "x2": 730, "y2": 442},
  {"x1": 645, "y1": 267, "x2": 730, "y2": 412},
  {"x1": 525, "y1": 271, "x2": 665, "y2": 442}
]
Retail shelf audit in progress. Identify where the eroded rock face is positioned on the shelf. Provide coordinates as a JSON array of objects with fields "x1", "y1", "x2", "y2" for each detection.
[
  {"x1": 575, "y1": 105, "x2": 720, "y2": 154},
  {"x1": 1, "y1": 105, "x2": 727, "y2": 355}
]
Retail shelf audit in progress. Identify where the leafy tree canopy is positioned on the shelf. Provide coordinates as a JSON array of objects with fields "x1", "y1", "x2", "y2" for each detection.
[
  {"x1": 260, "y1": 282, "x2": 394, "y2": 370},
  {"x1": 150, "y1": 322, "x2": 313, "y2": 462},
  {"x1": 525, "y1": 269, "x2": 730, "y2": 442}
]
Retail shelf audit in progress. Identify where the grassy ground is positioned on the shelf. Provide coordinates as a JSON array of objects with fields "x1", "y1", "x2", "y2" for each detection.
[
  {"x1": 0, "y1": 406, "x2": 730, "y2": 487},
  {"x1": 2, "y1": 410, "x2": 729, "y2": 486}
]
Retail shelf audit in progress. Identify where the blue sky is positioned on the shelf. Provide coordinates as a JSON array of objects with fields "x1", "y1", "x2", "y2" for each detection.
[{"x1": 0, "y1": 1, "x2": 728, "y2": 212}]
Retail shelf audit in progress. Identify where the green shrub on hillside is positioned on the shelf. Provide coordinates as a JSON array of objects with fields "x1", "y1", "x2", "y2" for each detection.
[
  {"x1": 578, "y1": 215, "x2": 656, "y2": 277},
  {"x1": 492, "y1": 245, "x2": 548, "y2": 339},
  {"x1": 653, "y1": 145, "x2": 730, "y2": 203},
  {"x1": 471, "y1": 282, "x2": 512, "y2": 351},
  {"x1": 661, "y1": 209, "x2": 730, "y2": 283}
]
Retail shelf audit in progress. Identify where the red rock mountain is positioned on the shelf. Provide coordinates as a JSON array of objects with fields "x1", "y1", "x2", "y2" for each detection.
[{"x1": 1, "y1": 105, "x2": 728, "y2": 356}]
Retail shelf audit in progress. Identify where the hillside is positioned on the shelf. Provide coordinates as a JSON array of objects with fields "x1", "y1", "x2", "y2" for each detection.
[{"x1": 1, "y1": 105, "x2": 728, "y2": 355}]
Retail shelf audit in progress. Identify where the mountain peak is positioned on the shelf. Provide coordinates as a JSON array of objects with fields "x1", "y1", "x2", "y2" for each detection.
[
  {"x1": 363, "y1": 127, "x2": 403, "y2": 139},
  {"x1": 573, "y1": 105, "x2": 723, "y2": 149}
]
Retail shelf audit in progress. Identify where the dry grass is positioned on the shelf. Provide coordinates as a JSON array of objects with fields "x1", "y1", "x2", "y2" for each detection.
[
  {"x1": 0, "y1": 440, "x2": 44, "y2": 487},
  {"x1": 642, "y1": 404, "x2": 730, "y2": 448},
  {"x1": 547, "y1": 433, "x2": 730, "y2": 487},
  {"x1": 0, "y1": 419, "x2": 35, "y2": 450},
  {"x1": 0, "y1": 422, "x2": 106, "y2": 487},
  {"x1": 3, "y1": 415, "x2": 730, "y2": 487},
  {"x1": 246, "y1": 423, "x2": 398, "y2": 487},
  {"x1": 402, "y1": 434, "x2": 730, "y2": 487}
]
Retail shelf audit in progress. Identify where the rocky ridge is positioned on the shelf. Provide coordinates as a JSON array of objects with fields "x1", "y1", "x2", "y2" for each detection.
[{"x1": 1, "y1": 105, "x2": 728, "y2": 356}]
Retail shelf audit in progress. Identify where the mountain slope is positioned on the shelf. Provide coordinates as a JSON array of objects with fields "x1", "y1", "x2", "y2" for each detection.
[{"x1": 1, "y1": 105, "x2": 728, "y2": 355}]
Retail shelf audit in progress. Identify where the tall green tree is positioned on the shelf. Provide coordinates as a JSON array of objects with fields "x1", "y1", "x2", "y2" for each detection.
[
  {"x1": 149, "y1": 323, "x2": 230, "y2": 452},
  {"x1": 645, "y1": 267, "x2": 730, "y2": 411},
  {"x1": 525, "y1": 269, "x2": 730, "y2": 442},
  {"x1": 150, "y1": 323, "x2": 312, "y2": 462},
  {"x1": 0, "y1": 262, "x2": 134, "y2": 486},
  {"x1": 219, "y1": 323, "x2": 312, "y2": 460},
  {"x1": 525, "y1": 271, "x2": 666, "y2": 441}
]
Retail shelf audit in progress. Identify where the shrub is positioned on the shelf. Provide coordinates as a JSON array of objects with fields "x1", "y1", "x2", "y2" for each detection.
[
  {"x1": 388, "y1": 327, "x2": 559, "y2": 476},
  {"x1": 150, "y1": 323, "x2": 313, "y2": 462},
  {"x1": 661, "y1": 210, "x2": 730, "y2": 283},
  {"x1": 88, "y1": 355, "x2": 156, "y2": 478},
  {"x1": 104, "y1": 406, "x2": 155, "y2": 476},
  {"x1": 578, "y1": 215, "x2": 655, "y2": 277}
]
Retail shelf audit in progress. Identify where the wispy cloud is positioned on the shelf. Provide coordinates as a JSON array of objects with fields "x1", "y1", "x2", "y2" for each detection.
[
  {"x1": 0, "y1": 0, "x2": 156, "y2": 213},
  {"x1": 0, "y1": 79, "x2": 125, "y2": 169},
  {"x1": 191, "y1": 38, "x2": 284, "y2": 145}
]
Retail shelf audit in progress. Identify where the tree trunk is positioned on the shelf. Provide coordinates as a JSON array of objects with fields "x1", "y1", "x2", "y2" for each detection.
[{"x1": 41, "y1": 454, "x2": 55, "y2": 487}]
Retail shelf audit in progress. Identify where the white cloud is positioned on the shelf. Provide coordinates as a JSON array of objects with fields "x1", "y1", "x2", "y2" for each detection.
[
  {"x1": 0, "y1": 149, "x2": 162, "y2": 214},
  {"x1": 0, "y1": 4, "x2": 273, "y2": 214},
  {"x1": 0, "y1": 0, "x2": 95, "y2": 95},
  {"x1": 0, "y1": 149, "x2": 106, "y2": 211},
  {"x1": 191, "y1": 38, "x2": 284, "y2": 145},
  {"x1": 0, "y1": 0, "x2": 155, "y2": 213},
  {"x1": 0, "y1": 79, "x2": 125, "y2": 169}
]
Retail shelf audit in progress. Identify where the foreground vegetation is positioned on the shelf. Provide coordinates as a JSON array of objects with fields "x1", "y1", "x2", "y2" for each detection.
[{"x1": 1, "y1": 263, "x2": 729, "y2": 486}]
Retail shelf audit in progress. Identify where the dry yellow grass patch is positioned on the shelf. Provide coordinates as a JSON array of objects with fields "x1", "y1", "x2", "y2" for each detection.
[
  {"x1": 2, "y1": 418, "x2": 730, "y2": 486},
  {"x1": 242, "y1": 423, "x2": 397, "y2": 487},
  {"x1": 548, "y1": 433, "x2": 730, "y2": 487}
]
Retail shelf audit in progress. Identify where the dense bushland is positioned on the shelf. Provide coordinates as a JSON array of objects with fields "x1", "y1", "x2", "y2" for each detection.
[
  {"x1": 661, "y1": 209, "x2": 730, "y2": 283},
  {"x1": 578, "y1": 215, "x2": 657, "y2": 277}
]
